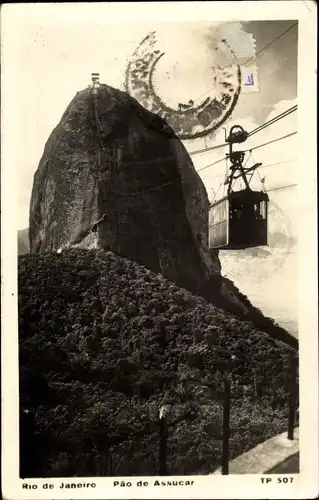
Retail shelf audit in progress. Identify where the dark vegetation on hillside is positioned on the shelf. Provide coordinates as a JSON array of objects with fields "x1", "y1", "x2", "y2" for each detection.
[
  {"x1": 19, "y1": 250, "x2": 299, "y2": 477},
  {"x1": 18, "y1": 230, "x2": 297, "y2": 351}
]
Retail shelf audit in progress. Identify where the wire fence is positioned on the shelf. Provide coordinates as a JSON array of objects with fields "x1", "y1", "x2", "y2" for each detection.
[
  {"x1": 105, "y1": 356, "x2": 299, "y2": 476},
  {"x1": 160, "y1": 354, "x2": 299, "y2": 476},
  {"x1": 155, "y1": 353, "x2": 298, "y2": 476},
  {"x1": 219, "y1": 355, "x2": 298, "y2": 475},
  {"x1": 20, "y1": 352, "x2": 299, "y2": 477}
]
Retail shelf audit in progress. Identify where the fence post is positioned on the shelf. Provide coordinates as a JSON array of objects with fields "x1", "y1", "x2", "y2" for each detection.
[
  {"x1": 222, "y1": 373, "x2": 231, "y2": 475},
  {"x1": 159, "y1": 416, "x2": 168, "y2": 475},
  {"x1": 288, "y1": 356, "x2": 298, "y2": 440}
]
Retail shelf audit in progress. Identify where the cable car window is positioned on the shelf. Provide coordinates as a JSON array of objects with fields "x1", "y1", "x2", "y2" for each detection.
[
  {"x1": 231, "y1": 207, "x2": 242, "y2": 220},
  {"x1": 210, "y1": 200, "x2": 228, "y2": 232},
  {"x1": 254, "y1": 203, "x2": 261, "y2": 219},
  {"x1": 221, "y1": 202, "x2": 226, "y2": 221},
  {"x1": 213, "y1": 206, "x2": 217, "y2": 225},
  {"x1": 260, "y1": 201, "x2": 266, "y2": 218},
  {"x1": 254, "y1": 202, "x2": 266, "y2": 219}
]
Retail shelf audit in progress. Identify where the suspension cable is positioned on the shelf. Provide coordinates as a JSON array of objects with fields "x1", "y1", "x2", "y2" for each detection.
[
  {"x1": 251, "y1": 151, "x2": 268, "y2": 194},
  {"x1": 89, "y1": 89, "x2": 297, "y2": 197},
  {"x1": 194, "y1": 22, "x2": 298, "y2": 102},
  {"x1": 248, "y1": 105, "x2": 297, "y2": 138},
  {"x1": 244, "y1": 131, "x2": 297, "y2": 153}
]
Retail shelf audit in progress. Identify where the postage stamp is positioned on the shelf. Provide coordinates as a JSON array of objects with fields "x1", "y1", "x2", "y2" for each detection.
[
  {"x1": 1, "y1": 2, "x2": 318, "y2": 500},
  {"x1": 240, "y1": 64, "x2": 260, "y2": 93}
]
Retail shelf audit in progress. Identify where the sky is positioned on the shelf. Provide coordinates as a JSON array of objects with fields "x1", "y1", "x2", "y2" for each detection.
[{"x1": 9, "y1": 18, "x2": 298, "y2": 230}]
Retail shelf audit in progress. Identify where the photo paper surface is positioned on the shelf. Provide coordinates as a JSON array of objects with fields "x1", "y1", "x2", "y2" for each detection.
[{"x1": 1, "y1": 2, "x2": 318, "y2": 499}]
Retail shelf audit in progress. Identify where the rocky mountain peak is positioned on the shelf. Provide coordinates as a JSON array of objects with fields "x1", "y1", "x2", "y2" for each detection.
[{"x1": 29, "y1": 84, "x2": 222, "y2": 303}]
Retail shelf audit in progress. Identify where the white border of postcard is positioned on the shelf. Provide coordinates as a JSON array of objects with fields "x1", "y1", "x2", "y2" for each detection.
[{"x1": 1, "y1": 2, "x2": 318, "y2": 499}]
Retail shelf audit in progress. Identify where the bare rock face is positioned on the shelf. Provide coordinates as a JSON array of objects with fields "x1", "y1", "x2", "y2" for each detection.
[{"x1": 30, "y1": 84, "x2": 222, "y2": 302}]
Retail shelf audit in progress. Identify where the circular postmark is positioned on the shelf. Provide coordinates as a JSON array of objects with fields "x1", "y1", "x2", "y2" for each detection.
[
  {"x1": 219, "y1": 200, "x2": 296, "y2": 284},
  {"x1": 124, "y1": 30, "x2": 243, "y2": 140}
]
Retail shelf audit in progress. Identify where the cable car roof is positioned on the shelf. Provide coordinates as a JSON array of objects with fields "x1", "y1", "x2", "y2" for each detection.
[{"x1": 210, "y1": 189, "x2": 269, "y2": 207}]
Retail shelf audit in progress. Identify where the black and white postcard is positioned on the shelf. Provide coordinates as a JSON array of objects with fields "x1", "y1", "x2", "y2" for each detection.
[{"x1": 1, "y1": 2, "x2": 318, "y2": 499}]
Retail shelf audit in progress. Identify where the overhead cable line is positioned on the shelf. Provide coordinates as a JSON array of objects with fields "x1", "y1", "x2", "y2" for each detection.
[
  {"x1": 245, "y1": 131, "x2": 297, "y2": 153},
  {"x1": 241, "y1": 22, "x2": 298, "y2": 68},
  {"x1": 212, "y1": 177, "x2": 226, "y2": 202},
  {"x1": 189, "y1": 142, "x2": 227, "y2": 157},
  {"x1": 198, "y1": 132, "x2": 297, "y2": 174},
  {"x1": 84, "y1": 175, "x2": 298, "y2": 201},
  {"x1": 120, "y1": 139, "x2": 227, "y2": 167},
  {"x1": 204, "y1": 158, "x2": 298, "y2": 181},
  {"x1": 260, "y1": 158, "x2": 298, "y2": 170},
  {"x1": 267, "y1": 183, "x2": 297, "y2": 193},
  {"x1": 92, "y1": 80, "x2": 298, "y2": 194},
  {"x1": 118, "y1": 141, "x2": 227, "y2": 168},
  {"x1": 193, "y1": 105, "x2": 297, "y2": 158},
  {"x1": 192, "y1": 106, "x2": 297, "y2": 161},
  {"x1": 197, "y1": 156, "x2": 226, "y2": 173},
  {"x1": 250, "y1": 151, "x2": 267, "y2": 194},
  {"x1": 118, "y1": 105, "x2": 297, "y2": 167},
  {"x1": 194, "y1": 22, "x2": 298, "y2": 102},
  {"x1": 248, "y1": 105, "x2": 297, "y2": 138},
  {"x1": 121, "y1": 152, "x2": 181, "y2": 167}
]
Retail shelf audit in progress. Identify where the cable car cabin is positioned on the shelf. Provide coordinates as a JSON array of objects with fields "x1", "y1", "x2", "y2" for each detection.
[{"x1": 208, "y1": 190, "x2": 269, "y2": 250}]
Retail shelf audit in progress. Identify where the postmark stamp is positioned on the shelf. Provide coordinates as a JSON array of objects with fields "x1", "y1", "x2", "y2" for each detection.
[
  {"x1": 124, "y1": 24, "x2": 258, "y2": 140},
  {"x1": 124, "y1": 32, "x2": 242, "y2": 140}
]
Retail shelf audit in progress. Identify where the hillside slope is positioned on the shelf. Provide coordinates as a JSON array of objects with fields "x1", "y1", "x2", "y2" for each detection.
[{"x1": 19, "y1": 249, "x2": 298, "y2": 477}]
